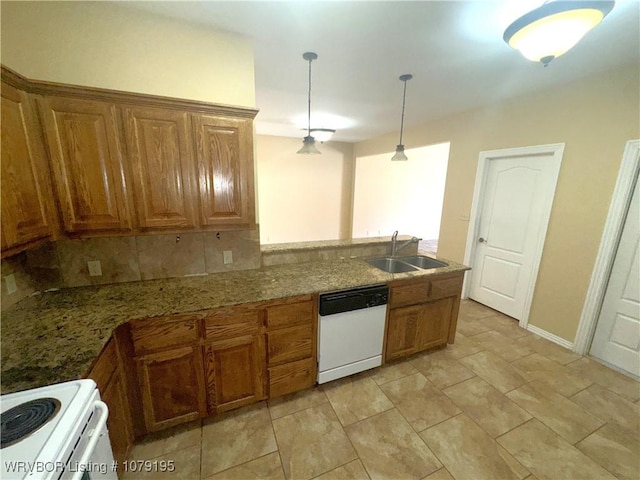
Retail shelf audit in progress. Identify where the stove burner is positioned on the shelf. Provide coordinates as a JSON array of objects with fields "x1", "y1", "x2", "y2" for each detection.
[{"x1": 1, "y1": 398, "x2": 61, "y2": 448}]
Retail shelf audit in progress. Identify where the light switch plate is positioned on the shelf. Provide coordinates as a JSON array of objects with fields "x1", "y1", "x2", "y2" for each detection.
[
  {"x1": 223, "y1": 250, "x2": 233, "y2": 265},
  {"x1": 88, "y1": 260, "x2": 102, "y2": 277},
  {"x1": 5, "y1": 274, "x2": 17, "y2": 295}
]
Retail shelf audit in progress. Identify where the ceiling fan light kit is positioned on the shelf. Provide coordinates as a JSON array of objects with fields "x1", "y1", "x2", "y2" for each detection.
[
  {"x1": 504, "y1": 0, "x2": 615, "y2": 66},
  {"x1": 310, "y1": 128, "x2": 336, "y2": 143},
  {"x1": 391, "y1": 74, "x2": 413, "y2": 162}
]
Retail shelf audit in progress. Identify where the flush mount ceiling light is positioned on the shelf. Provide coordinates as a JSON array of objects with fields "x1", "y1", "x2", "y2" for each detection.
[
  {"x1": 391, "y1": 74, "x2": 413, "y2": 161},
  {"x1": 297, "y1": 52, "x2": 321, "y2": 155},
  {"x1": 504, "y1": 0, "x2": 615, "y2": 66}
]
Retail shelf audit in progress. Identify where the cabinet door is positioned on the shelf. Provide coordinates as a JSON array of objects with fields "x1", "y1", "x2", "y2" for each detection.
[
  {"x1": 385, "y1": 304, "x2": 421, "y2": 361},
  {"x1": 102, "y1": 370, "x2": 133, "y2": 467},
  {"x1": 123, "y1": 107, "x2": 197, "y2": 230},
  {"x1": 203, "y1": 334, "x2": 266, "y2": 414},
  {"x1": 1, "y1": 83, "x2": 54, "y2": 251},
  {"x1": 39, "y1": 96, "x2": 131, "y2": 234},
  {"x1": 192, "y1": 115, "x2": 255, "y2": 228},
  {"x1": 137, "y1": 346, "x2": 206, "y2": 432},
  {"x1": 415, "y1": 297, "x2": 454, "y2": 352}
]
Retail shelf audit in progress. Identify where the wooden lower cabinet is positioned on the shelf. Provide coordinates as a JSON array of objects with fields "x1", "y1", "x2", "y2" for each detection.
[
  {"x1": 136, "y1": 345, "x2": 207, "y2": 433},
  {"x1": 265, "y1": 296, "x2": 317, "y2": 398},
  {"x1": 268, "y1": 358, "x2": 316, "y2": 397},
  {"x1": 105, "y1": 293, "x2": 336, "y2": 439},
  {"x1": 385, "y1": 273, "x2": 464, "y2": 361},
  {"x1": 203, "y1": 334, "x2": 266, "y2": 415},
  {"x1": 85, "y1": 339, "x2": 133, "y2": 467},
  {"x1": 386, "y1": 297, "x2": 455, "y2": 361},
  {"x1": 101, "y1": 370, "x2": 133, "y2": 467}
]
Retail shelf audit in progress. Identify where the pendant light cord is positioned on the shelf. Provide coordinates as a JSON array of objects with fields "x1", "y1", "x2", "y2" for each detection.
[
  {"x1": 306, "y1": 58, "x2": 312, "y2": 137},
  {"x1": 399, "y1": 79, "x2": 407, "y2": 145}
]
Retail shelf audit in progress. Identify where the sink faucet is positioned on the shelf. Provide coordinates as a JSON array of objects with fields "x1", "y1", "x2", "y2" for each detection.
[{"x1": 391, "y1": 230, "x2": 422, "y2": 256}]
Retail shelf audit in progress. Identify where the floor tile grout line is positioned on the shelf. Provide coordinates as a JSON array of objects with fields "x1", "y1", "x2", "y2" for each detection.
[
  {"x1": 438, "y1": 379, "x2": 533, "y2": 441},
  {"x1": 413, "y1": 411, "x2": 465, "y2": 436},
  {"x1": 201, "y1": 451, "x2": 282, "y2": 480},
  {"x1": 571, "y1": 422, "x2": 630, "y2": 480},
  {"x1": 570, "y1": 420, "x2": 608, "y2": 447},
  {"x1": 322, "y1": 390, "x2": 369, "y2": 478},
  {"x1": 268, "y1": 394, "x2": 330, "y2": 422},
  {"x1": 420, "y1": 410, "x2": 530, "y2": 479}
]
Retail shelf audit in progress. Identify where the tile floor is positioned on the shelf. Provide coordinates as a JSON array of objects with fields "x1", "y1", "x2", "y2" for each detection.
[{"x1": 124, "y1": 300, "x2": 640, "y2": 480}]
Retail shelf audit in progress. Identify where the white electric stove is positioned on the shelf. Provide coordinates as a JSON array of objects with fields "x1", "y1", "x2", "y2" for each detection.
[{"x1": 0, "y1": 379, "x2": 116, "y2": 480}]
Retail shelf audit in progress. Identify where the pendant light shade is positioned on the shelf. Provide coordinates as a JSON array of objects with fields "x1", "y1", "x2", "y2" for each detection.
[
  {"x1": 297, "y1": 52, "x2": 321, "y2": 155},
  {"x1": 298, "y1": 135, "x2": 321, "y2": 154},
  {"x1": 504, "y1": 1, "x2": 614, "y2": 66},
  {"x1": 391, "y1": 74, "x2": 412, "y2": 162}
]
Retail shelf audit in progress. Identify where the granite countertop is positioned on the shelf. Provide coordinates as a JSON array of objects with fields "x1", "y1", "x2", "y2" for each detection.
[
  {"x1": 260, "y1": 235, "x2": 414, "y2": 253},
  {"x1": 1, "y1": 256, "x2": 469, "y2": 394}
]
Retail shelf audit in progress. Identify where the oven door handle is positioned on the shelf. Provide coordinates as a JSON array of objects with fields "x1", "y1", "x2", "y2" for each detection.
[{"x1": 71, "y1": 400, "x2": 109, "y2": 480}]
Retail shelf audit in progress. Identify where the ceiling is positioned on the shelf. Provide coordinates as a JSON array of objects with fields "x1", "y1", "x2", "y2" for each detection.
[{"x1": 125, "y1": 1, "x2": 639, "y2": 143}]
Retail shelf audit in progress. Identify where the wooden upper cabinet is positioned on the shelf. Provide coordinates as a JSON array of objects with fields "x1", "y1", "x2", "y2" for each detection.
[
  {"x1": 39, "y1": 96, "x2": 131, "y2": 234},
  {"x1": 1, "y1": 83, "x2": 55, "y2": 252},
  {"x1": 123, "y1": 107, "x2": 197, "y2": 230},
  {"x1": 192, "y1": 115, "x2": 255, "y2": 228}
]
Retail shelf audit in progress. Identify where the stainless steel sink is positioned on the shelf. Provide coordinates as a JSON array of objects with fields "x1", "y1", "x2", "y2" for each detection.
[
  {"x1": 399, "y1": 255, "x2": 448, "y2": 269},
  {"x1": 366, "y1": 255, "x2": 447, "y2": 273},
  {"x1": 366, "y1": 257, "x2": 418, "y2": 273}
]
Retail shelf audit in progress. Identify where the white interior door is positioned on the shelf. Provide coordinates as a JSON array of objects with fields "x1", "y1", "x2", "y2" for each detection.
[
  {"x1": 590, "y1": 173, "x2": 640, "y2": 377},
  {"x1": 466, "y1": 145, "x2": 563, "y2": 322}
]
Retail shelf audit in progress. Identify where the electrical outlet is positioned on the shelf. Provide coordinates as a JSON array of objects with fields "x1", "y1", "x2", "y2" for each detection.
[
  {"x1": 88, "y1": 260, "x2": 102, "y2": 277},
  {"x1": 5, "y1": 274, "x2": 17, "y2": 295},
  {"x1": 223, "y1": 250, "x2": 233, "y2": 265},
  {"x1": 459, "y1": 214, "x2": 470, "y2": 221}
]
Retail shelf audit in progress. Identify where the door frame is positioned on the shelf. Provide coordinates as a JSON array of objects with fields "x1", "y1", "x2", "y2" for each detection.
[
  {"x1": 462, "y1": 143, "x2": 565, "y2": 329},
  {"x1": 574, "y1": 140, "x2": 640, "y2": 355}
]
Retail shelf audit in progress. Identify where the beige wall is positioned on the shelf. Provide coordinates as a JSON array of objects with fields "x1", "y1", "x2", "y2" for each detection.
[
  {"x1": 353, "y1": 143, "x2": 450, "y2": 240},
  {"x1": 256, "y1": 135, "x2": 355, "y2": 244},
  {"x1": 355, "y1": 65, "x2": 640, "y2": 343},
  {"x1": 0, "y1": 1, "x2": 255, "y2": 106}
]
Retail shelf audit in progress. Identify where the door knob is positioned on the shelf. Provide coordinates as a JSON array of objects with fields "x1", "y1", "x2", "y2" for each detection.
[{"x1": 478, "y1": 237, "x2": 487, "y2": 243}]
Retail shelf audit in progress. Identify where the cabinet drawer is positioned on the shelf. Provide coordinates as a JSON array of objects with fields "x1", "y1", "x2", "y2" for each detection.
[
  {"x1": 390, "y1": 274, "x2": 464, "y2": 306},
  {"x1": 390, "y1": 281, "x2": 430, "y2": 306},
  {"x1": 269, "y1": 358, "x2": 316, "y2": 398},
  {"x1": 429, "y1": 275, "x2": 463, "y2": 300},
  {"x1": 266, "y1": 300, "x2": 314, "y2": 329},
  {"x1": 204, "y1": 310, "x2": 260, "y2": 340},
  {"x1": 130, "y1": 314, "x2": 201, "y2": 355},
  {"x1": 86, "y1": 338, "x2": 118, "y2": 391},
  {"x1": 267, "y1": 324, "x2": 313, "y2": 366}
]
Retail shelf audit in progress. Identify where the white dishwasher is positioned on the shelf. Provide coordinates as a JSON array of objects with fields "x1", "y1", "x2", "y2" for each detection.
[{"x1": 317, "y1": 284, "x2": 389, "y2": 384}]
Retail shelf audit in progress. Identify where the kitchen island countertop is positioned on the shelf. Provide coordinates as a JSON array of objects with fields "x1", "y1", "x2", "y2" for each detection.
[{"x1": 1, "y1": 256, "x2": 469, "y2": 394}]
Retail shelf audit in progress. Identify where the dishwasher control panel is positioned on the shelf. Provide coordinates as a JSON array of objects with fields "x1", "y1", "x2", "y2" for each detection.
[{"x1": 318, "y1": 284, "x2": 388, "y2": 316}]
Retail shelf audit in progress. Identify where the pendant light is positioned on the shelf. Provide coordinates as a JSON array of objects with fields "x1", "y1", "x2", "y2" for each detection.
[
  {"x1": 391, "y1": 74, "x2": 413, "y2": 161},
  {"x1": 310, "y1": 128, "x2": 336, "y2": 143},
  {"x1": 504, "y1": 1, "x2": 614, "y2": 66},
  {"x1": 297, "y1": 52, "x2": 321, "y2": 155}
]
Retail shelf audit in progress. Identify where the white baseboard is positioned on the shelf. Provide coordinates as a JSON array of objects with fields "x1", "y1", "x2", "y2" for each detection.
[{"x1": 526, "y1": 324, "x2": 574, "y2": 350}]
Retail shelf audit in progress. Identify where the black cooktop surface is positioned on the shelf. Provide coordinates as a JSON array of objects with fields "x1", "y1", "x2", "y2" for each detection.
[{"x1": 1, "y1": 398, "x2": 61, "y2": 448}]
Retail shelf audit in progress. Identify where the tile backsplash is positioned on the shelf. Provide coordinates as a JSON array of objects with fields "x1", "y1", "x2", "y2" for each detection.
[{"x1": 1, "y1": 228, "x2": 261, "y2": 310}]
